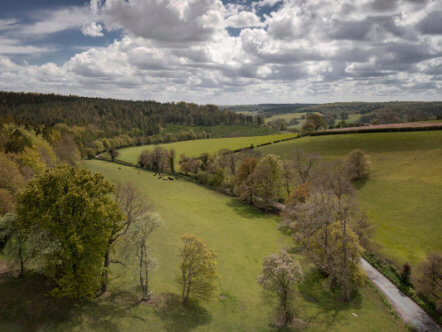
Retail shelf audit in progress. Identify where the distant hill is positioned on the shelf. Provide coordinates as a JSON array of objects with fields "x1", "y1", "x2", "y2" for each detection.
[
  {"x1": 225, "y1": 101, "x2": 442, "y2": 124},
  {"x1": 222, "y1": 103, "x2": 316, "y2": 116}
]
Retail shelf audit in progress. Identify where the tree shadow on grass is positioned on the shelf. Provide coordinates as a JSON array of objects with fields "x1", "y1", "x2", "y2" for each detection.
[
  {"x1": 226, "y1": 199, "x2": 269, "y2": 219},
  {"x1": 352, "y1": 178, "x2": 369, "y2": 190},
  {"x1": 73, "y1": 289, "x2": 146, "y2": 331},
  {"x1": 153, "y1": 293, "x2": 211, "y2": 332},
  {"x1": 0, "y1": 271, "x2": 74, "y2": 331},
  {"x1": 0, "y1": 271, "x2": 146, "y2": 331},
  {"x1": 298, "y1": 269, "x2": 362, "y2": 330}
]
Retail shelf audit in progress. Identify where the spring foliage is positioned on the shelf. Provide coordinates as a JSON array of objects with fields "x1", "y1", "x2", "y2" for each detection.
[
  {"x1": 178, "y1": 234, "x2": 218, "y2": 304},
  {"x1": 15, "y1": 166, "x2": 123, "y2": 299}
]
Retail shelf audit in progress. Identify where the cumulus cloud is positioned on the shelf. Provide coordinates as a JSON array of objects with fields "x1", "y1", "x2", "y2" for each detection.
[
  {"x1": 102, "y1": 0, "x2": 224, "y2": 45},
  {"x1": 0, "y1": 0, "x2": 441, "y2": 103},
  {"x1": 81, "y1": 22, "x2": 104, "y2": 37}
]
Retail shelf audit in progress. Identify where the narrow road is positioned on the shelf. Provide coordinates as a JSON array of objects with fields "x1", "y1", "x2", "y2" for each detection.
[{"x1": 361, "y1": 258, "x2": 440, "y2": 331}]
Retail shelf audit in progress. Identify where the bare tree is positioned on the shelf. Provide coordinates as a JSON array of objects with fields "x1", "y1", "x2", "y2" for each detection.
[
  {"x1": 126, "y1": 213, "x2": 161, "y2": 301},
  {"x1": 101, "y1": 182, "x2": 151, "y2": 293},
  {"x1": 291, "y1": 150, "x2": 318, "y2": 184},
  {"x1": 282, "y1": 160, "x2": 297, "y2": 196}
]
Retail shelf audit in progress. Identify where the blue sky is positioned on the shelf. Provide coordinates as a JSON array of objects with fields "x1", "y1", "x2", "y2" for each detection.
[{"x1": 0, "y1": 0, "x2": 441, "y2": 104}]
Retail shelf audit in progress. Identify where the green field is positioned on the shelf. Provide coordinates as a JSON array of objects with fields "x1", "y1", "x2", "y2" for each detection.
[
  {"x1": 41, "y1": 159, "x2": 401, "y2": 331},
  {"x1": 258, "y1": 131, "x2": 442, "y2": 266},
  {"x1": 117, "y1": 133, "x2": 297, "y2": 164},
  {"x1": 266, "y1": 112, "x2": 310, "y2": 123}
]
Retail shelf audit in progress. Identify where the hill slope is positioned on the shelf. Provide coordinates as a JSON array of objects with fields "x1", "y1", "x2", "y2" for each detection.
[{"x1": 257, "y1": 131, "x2": 442, "y2": 266}]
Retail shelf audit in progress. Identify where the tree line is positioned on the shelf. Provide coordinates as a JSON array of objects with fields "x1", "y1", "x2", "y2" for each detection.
[
  {"x1": 0, "y1": 91, "x2": 266, "y2": 158},
  {"x1": 137, "y1": 144, "x2": 441, "y2": 324}
]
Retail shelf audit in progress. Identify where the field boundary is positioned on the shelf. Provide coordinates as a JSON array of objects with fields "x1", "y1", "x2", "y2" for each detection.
[{"x1": 305, "y1": 123, "x2": 442, "y2": 136}]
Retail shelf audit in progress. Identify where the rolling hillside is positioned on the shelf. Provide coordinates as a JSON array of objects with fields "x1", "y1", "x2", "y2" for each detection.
[
  {"x1": 257, "y1": 131, "x2": 442, "y2": 266},
  {"x1": 77, "y1": 160, "x2": 404, "y2": 331}
]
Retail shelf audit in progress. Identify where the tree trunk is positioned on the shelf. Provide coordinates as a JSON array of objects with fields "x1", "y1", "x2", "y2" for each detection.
[
  {"x1": 101, "y1": 248, "x2": 110, "y2": 293},
  {"x1": 18, "y1": 246, "x2": 24, "y2": 278},
  {"x1": 341, "y1": 218, "x2": 350, "y2": 302}
]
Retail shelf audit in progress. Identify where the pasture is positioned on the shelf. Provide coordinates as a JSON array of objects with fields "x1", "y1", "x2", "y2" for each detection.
[
  {"x1": 258, "y1": 131, "x2": 442, "y2": 266},
  {"x1": 117, "y1": 133, "x2": 297, "y2": 164},
  {"x1": 33, "y1": 159, "x2": 402, "y2": 331}
]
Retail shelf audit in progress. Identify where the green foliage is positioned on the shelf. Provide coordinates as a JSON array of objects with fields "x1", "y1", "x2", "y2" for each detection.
[
  {"x1": 72, "y1": 159, "x2": 405, "y2": 331},
  {"x1": 16, "y1": 166, "x2": 123, "y2": 299},
  {"x1": 346, "y1": 149, "x2": 371, "y2": 181},
  {"x1": 118, "y1": 133, "x2": 297, "y2": 165},
  {"x1": 178, "y1": 234, "x2": 218, "y2": 304},
  {"x1": 258, "y1": 131, "x2": 442, "y2": 266}
]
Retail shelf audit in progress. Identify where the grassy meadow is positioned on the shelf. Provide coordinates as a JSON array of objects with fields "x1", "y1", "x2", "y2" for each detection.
[
  {"x1": 117, "y1": 133, "x2": 297, "y2": 165},
  {"x1": 10, "y1": 159, "x2": 401, "y2": 331},
  {"x1": 258, "y1": 131, "x2": 442, "y2": 266}
]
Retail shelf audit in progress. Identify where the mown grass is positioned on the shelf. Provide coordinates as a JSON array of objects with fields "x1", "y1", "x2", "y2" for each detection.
[
  {"x1": 118, "y1": 133, "x2": 297, "y2": 165},
  {"x1": 18, "y1": 159, "x2": 399, "y2": 331},
  {"x1": 258, "y1": 131, "x2": 442, "y2": 266}
]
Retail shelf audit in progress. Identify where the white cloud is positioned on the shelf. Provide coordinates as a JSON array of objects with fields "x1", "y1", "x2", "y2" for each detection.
[
  {"x1": 225, "y1": 10, "x2": 263, "y2": 28},
  {"x1": 0, "y1": 0, "x2": 441, "y2": 103},
  {"x1": 0, "y1": 37, "x2": 54, "y2": 54},
  {"x1": 102, "y1": 0, "x2": 224, "y2": 45},
  {"x1": 81, "y1": 22, "x2": 104, "y2": 37}
]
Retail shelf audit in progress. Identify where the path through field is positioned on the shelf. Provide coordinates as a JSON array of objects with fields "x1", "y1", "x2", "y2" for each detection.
[{"x1": 361, "y1": 259, "x2": 440, "y2": 331}]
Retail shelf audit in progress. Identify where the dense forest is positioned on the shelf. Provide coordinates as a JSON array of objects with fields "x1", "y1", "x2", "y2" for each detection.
[{"x1": 0, "y1": 91, "x2": 262, "y2": 156}]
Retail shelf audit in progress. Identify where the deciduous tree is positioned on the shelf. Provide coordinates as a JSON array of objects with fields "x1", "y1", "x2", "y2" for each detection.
[
  {"x1": 258, "y1": 250, "x2": 303, "y2": 327},
  {"x1": 178, "y1": 234, "x2": 218, "y2": 304},
  {"x1": 16, "y1": 166, "x2": 122, "y2": 299},
  {"x1": 346, "y1": 149, "x2": 371, "y2": 181}
]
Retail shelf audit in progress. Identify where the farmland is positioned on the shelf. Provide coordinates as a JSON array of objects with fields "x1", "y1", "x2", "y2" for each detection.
[
  {"x1": 48, "y1": 159, "x2": 405, "y2": 331},
  {"x1": 258, "y1": 131, "x2": 442, "y2": 266},
  {"x1": 117, "y1": 133, "x2": 297, "y2": 164}
]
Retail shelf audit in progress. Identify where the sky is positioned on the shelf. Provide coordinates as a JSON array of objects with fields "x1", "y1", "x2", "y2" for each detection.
[{"x1": 0, "y1": 0, "x2": 441, "y2": 104}]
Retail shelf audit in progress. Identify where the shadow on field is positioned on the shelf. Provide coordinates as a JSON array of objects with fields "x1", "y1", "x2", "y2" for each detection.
[
  {"x1": 298, "y1": 269, "x2": 362, "y2": 329},
  {"x1": 154, "y1": 293, "x2": 211, "y2": 331},
  {"x1": 226, "y1": 200, "x2": 264, "y2": 219},
  {"x1": 0, "y1": 271, "x2": 74, "y2": 330},
  {"x1": 0, "y1": 270, "x2": 145, "y2": 331}
]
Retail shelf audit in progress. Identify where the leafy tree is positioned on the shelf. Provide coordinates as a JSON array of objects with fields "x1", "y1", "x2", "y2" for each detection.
[
  {"x1": 109, "y1": 147, "x2": 119, "y2": 162},
  {"x1": 233, "y1": 157, "x2": 258, "y2": 203},
  {"x1": 0, "y1": 153, "x2": 25, "y2": 214},
  {"x1": 258, "y1": 250, "x2": 303, "y2": 327},
  {"x1": 208, "y1": 169, "x2": 224, "y2": 187},
  {"x1": 346, "y1": 149, "x2": 371, "y2": 181},
  {"x1": 253, "y1": 154, "x2": 284, "y2": 210},
  {"x1": 168, "y1": 148, "x2": 176, "y2": 173},
  {"x1": 301, "y1": 120, "x2": 315, "y2": 132},
  {"x1": 16, "y1": 166, "x2": 122, "y2": 299},
  {"x1": 178, "y1": 234, "x2": 218, "y2": 304}
]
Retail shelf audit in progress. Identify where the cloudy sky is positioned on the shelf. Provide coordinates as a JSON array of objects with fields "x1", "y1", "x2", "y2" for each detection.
[{"x1": 0, "y1": 0, "x2": 441, "y2": 104}]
